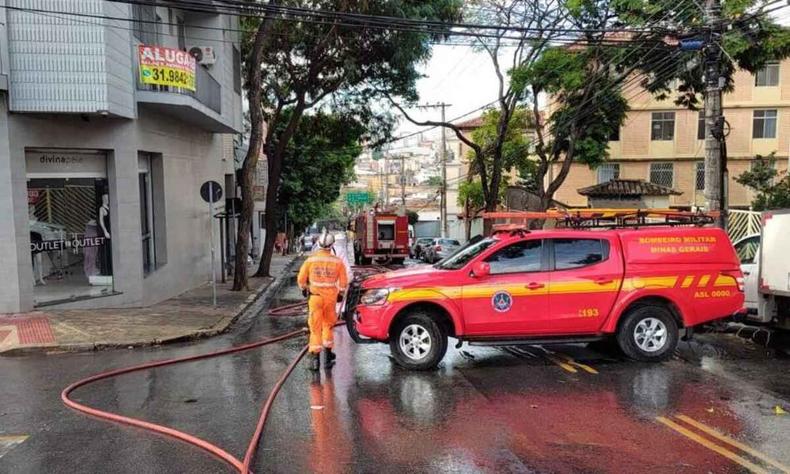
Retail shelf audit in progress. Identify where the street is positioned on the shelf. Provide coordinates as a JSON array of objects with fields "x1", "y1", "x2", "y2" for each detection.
[{"x1": 2, "y1": 262, "x2": 790, "y2": 474}]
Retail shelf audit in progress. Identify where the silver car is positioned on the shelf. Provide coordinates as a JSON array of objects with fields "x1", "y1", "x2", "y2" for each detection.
[{"x1": 423, "y1": 238, "x2": 461, "y2": 263}]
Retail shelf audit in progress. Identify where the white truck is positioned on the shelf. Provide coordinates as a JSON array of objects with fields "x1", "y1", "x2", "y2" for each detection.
[{"x1": 733, "y1": 209, "x2": 790, "y2": 330}]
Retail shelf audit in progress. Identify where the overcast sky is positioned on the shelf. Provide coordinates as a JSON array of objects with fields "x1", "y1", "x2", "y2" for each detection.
[{"x1": 396, "y1": 44, "x2": 502, "y2": 138}]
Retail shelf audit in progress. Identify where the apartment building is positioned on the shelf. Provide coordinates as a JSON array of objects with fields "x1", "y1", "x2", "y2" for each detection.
[
  {"x1": 0, "y1": 1, "x2": 242, "y2": 312},
  {"x1": 551, "y1": 59, "x2": 790, "y2": 208}
]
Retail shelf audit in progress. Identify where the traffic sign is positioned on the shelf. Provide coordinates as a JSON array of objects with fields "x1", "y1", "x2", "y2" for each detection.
[
  {"x1": 346, "y1": 191, "x2": 371, "y2": 205},
  {"x1": 200, "y1": 181, "x2": 223, "y2": 203}
]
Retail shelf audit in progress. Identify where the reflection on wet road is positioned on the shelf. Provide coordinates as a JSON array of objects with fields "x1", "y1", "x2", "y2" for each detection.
[{"x1": 2, "y1": 272, "x2": 790, "y2": 473}]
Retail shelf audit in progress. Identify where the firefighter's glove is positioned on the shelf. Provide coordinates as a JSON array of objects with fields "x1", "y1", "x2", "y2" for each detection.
[
  {"x1": 302, "y1": 288, "x2": 309, "y2": 299},
  {"x1": 337, "y1": 292, "x2": 345, "y2": 303}
]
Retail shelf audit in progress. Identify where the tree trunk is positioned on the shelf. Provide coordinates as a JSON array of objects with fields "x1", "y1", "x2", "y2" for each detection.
[
  {"x1": 231, "y1": 4, "x2": 276, "y2": 291},
  {"x1": 255, "y1": 101, "x2": 307, "y2": 277},
  {"x1": 254, "y1": 153, "x2": 281, "y2": 277}
]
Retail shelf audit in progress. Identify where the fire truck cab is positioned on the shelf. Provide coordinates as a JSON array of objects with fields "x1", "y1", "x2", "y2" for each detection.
[{"x1": 344, "y1": 222, "x2": 745, "y2": 370}]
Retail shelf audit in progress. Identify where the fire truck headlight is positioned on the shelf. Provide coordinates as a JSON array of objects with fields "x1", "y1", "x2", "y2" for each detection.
[{"x1": 361, "y1": 288, "x2": 391, "y2": 306}]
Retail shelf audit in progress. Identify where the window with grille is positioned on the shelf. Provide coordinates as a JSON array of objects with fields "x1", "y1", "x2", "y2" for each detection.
[
  {"x1": 755, "y1": 62, "x2": 779, "y2": 87},
  {"x1": 597, "y1": 163, "x2": 620, "y2": 184},
  {"x1": 651, "y1": 112, "x2": 675, "y2": 140},
  {"x1": 753, "y1": 110, "x2": 777, "y2": 138},
  {"x1": 697, "y1": 111, "x2": 706, "y2": 140},
  {"x1": 649, "y1": 162, "x2": 674, "y2": 187},
  {"x1": 695, "y1": 162, "x2": 705, "y2": 191}
]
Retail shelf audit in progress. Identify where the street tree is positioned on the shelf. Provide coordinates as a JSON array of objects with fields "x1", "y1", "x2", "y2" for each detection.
[
  {"x1": 457, "y1": 106, "x2": 534, "y2": 237},
  {"x1": 392, "y1": 0, "x2": 568, "y2": 233},
  {"x1": 735, "y1": 153, "x2": 790, "y2": 210},
  {"x1": 278, "y1": 111, "x2": 368, "y2": 233},
  {"x1": 235, "y1": 0, "x2": 463, "y2": 289}
]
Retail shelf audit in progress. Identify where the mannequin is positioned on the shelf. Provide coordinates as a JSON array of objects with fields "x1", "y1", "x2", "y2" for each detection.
[{"x1": 98, "y1": 193, "x2": 112, "y2": 276}]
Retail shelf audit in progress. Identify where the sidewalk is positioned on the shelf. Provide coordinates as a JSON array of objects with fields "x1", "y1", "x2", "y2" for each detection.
[{"x1": 0, "y1": 255, "x2": 298, "y2": 355}]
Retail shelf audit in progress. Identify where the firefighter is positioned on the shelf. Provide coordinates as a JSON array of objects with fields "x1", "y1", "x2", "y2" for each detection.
[{"x1": 297, "y1": 231, "x2": 349, "y2": 371}]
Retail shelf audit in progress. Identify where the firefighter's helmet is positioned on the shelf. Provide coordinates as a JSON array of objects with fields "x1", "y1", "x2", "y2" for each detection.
[{"x1": 318, "y1": 231, "x2": 335, "y2": 248}]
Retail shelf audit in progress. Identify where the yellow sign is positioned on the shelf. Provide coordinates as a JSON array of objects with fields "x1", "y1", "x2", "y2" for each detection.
[{"x1": 138, "y1": 45, "x2": 196, "y2": 91}]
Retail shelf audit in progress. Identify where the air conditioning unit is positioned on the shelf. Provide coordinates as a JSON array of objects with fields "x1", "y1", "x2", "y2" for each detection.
[{"x1": 189, "y1": 46, "x2": 217, "y2": 66}]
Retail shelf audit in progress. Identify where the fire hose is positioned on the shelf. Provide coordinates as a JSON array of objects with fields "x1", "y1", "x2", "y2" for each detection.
[
  {"x1": 61, "y1": 264, "x2": 393, "y2": 472},
  {"x1": 61, "y1": 328, "x2": 310, "y2": 474}
]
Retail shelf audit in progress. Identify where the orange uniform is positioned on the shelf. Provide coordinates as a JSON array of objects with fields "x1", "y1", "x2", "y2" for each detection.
[{"x1": 297, "y1": 248, "x2": 349, "y2": 354}]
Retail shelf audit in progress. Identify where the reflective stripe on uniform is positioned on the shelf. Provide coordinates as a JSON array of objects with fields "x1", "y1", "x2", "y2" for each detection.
[
  {"x1": 311, "y1": 281, "x2": 338, "y2": 288},
  {"x1": 307, "y1": 256, "x2": 341, "y2": 264}
]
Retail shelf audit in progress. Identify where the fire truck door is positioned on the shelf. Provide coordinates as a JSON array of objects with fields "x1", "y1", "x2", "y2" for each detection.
[
  {"x1": 462, "y1": 239, "x2": 550, "y2": 335},
  {"x1": 547, "y1": 238, "x2": 622, "y2": 334}
]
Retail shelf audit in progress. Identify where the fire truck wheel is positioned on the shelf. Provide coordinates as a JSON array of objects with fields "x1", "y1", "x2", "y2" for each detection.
[
  {"x1": 617, "y1": 305, "x2": 678, "y2": 362},
  {"x1": 390, "y1": 311, "x2": 448, "y2": 370}
]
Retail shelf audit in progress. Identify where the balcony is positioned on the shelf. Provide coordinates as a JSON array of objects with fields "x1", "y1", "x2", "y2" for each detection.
[{"x1": 135, "y1": 63, "x2": 234, "y2": 133}]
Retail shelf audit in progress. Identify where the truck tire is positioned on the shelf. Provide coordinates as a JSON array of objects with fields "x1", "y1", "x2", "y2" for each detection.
[
  {"x1": 390, "y1": 311, "x2": 448, "y2": 370},
  {"x1": 391, "y1": 257, "x2": 405, "y2": 265},
  {"x1": 617, "y1": 305, "x2": 678, "y2": 362}
]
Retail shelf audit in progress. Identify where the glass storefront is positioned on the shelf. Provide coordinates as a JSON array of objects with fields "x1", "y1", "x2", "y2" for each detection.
[{"x1": 26, "y1": 150, "x2": 114, "y2": 305}]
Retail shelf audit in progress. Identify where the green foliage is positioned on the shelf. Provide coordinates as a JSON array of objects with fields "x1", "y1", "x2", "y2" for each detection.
[
  {"x1": 464, "y1": 107, "x2": 535, "y2": 188},
  {"x1": 278, "y1": 111, "x2": 367, "y2": 230},
  {"x1": 735, "y1": 153, "x2": 790, "y2": 211},
  {"x1": 609, "y1": 0, "x2": 790, "y2": 108},
  {"x1": 458, "y1": 177, "x2": 509, "y2": 209},
  {"x1": 406, "y1": 210, "x2": 419, "y2": 225},
  {"x1": 426, "y1": 176, "x2": 443, "y2": 186}
]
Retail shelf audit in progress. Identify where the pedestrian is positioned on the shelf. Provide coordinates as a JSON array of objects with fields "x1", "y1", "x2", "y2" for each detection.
[
  {"x1": 297, "y1": 231, "x2": 349, "y2": 371},
  {"x1": 297, "y1": 233, "x2": 306, "y2": 257}
]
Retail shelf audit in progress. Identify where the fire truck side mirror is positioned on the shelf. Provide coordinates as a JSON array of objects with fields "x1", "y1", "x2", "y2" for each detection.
[{"x1": 471, "y1": 261, "x2": 490, "y2": 278}]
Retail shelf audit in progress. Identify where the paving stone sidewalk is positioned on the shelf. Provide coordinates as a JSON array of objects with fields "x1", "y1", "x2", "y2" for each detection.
[{"x1": 0, "y1": 255, "x2": 298, "y2": 355}]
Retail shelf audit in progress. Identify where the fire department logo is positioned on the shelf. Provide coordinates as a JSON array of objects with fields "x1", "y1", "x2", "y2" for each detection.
[{"x1": 491, "y1": 291, "x2": 513, "y2": 313}]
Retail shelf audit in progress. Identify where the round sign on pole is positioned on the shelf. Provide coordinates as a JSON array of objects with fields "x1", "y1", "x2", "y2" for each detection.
[{"x1": 200, "y1": 181, "x2": 223, "y2": 203}]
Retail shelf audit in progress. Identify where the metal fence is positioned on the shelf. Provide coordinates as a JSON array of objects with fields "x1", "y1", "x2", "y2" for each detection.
[{"x1": 727, "y1": 209, "x2": 762, "y2": 242}]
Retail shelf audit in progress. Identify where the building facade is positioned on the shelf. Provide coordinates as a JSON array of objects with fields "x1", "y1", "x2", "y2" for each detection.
[
  {"x1": 551, "y1": 59, "x2": 790, "y2": 208},
  {"x1": 0, "y1": 1, "x2": 242, "y2": 312}
]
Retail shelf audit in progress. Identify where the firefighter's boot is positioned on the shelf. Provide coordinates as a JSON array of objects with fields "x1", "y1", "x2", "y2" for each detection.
[
  {"x1": 306, "y1": 352, "x2": 320, "y2": 372},
  {"x1": 325, "y1": 348, "x2": 336, "y2": 368}
]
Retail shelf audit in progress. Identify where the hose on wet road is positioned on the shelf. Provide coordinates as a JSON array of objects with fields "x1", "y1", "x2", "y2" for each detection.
[
  {"x1": 61, "y1": 328, "x2": 310, "y2": 473},
  {"x1": 61, "y1": 262, "x2": 392, "y2": 472}
]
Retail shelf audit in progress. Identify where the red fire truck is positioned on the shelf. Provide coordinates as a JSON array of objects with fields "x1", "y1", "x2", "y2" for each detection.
[{"x1": 353, "y1": 209, "x2": 410, "y2": 265}]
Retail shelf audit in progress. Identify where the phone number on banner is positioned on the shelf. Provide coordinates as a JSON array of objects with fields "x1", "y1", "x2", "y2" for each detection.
[{"x1": 140, "y1": 66, "x2": 196, "y2": 91}]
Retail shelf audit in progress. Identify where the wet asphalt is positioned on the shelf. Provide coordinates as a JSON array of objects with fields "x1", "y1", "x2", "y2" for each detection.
[{"x1": 2, "y1": 261, "x2": 790, "y2": 473}]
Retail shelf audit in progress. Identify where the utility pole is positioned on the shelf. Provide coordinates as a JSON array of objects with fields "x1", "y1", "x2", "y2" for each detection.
[
  {"x1": 416, "y1": 102, "x2": 451, "y2": 237},
  {"x1": 382, "y1": 154, "x2": 389, "y2": 207},
  {"x1": 399, "y1": 155, "x2": 407, "y2": 207},
  {"x1": 703, "y1": 0, "x2": 727, "y2": 228},
  {"x1": 440, "y1": 104, "x2": 449, "y2": 238}
]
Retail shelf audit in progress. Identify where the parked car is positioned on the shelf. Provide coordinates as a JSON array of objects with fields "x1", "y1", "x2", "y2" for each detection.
[
  {"x1": 344, "y1": 226, "x2": 745, "y2": 370},
  {"x1": 423, "y1": 238, "x2": 461, "y2": 263},
  {"x1": 411, "y1": 237, "x2": 436, "y2": 260}
]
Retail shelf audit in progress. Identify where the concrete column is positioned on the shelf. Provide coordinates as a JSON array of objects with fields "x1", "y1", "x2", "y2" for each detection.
[
  {"x1": 107, "y1": 146, "x2": 145, "y2": 304},
  {"x1": 0, "y1": 95, "x2": 33, "y2": 313}
]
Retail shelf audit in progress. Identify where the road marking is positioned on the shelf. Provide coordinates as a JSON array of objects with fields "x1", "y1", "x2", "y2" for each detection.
[
  {"x1": 544, "y1": 355, "x2": 578, "y2": 373},
  {"x1": 555, "y1": 353, "x2": 599, "y2": 374},
  {"x1": 0, "y1": 435, "x2": 29, "y2": 459},
  {"x1": 676, "y1": 415, "x2": 790, "y2": 473},
  {"x1": 656, "y1": 417, "x2": 769, "y2": 474}
]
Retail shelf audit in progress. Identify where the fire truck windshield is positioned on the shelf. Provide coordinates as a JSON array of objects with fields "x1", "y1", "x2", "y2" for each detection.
[{"x1": 434, "y1": 238, "x2": 497, "y2": 270}]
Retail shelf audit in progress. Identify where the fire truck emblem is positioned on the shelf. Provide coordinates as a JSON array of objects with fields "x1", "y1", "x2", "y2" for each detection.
[{"x1": 492, "y1": 291, "x2": 513, "y2": 313}]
